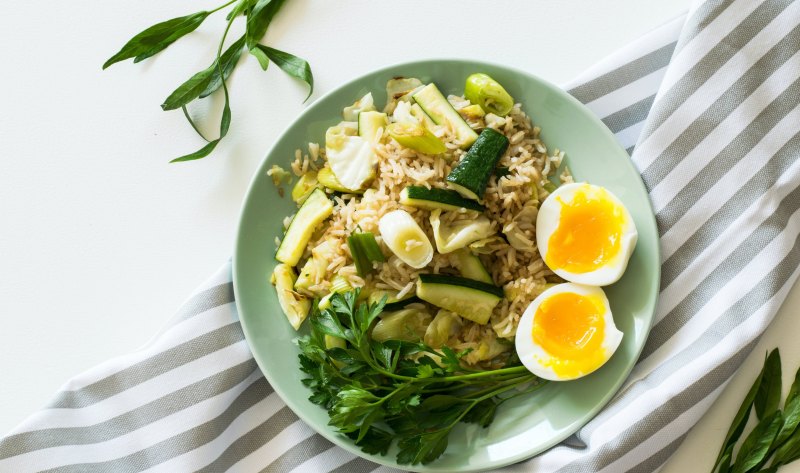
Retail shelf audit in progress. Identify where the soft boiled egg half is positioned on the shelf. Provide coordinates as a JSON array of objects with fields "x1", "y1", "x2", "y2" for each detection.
[
  {"x1": 536, "y1": 183, "x2": 637, "y2": 286},
  {"x1": 515, "y1": 283, "x2": 623, "y2": 381}
]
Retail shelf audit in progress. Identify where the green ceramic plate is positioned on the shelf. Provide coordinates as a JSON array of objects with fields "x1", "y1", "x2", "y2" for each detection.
[{"x1": 233, "y1": 59, "x2": 660, "y2": 472}]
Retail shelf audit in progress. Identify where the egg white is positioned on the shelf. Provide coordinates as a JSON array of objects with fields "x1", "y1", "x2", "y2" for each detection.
[
  {"x1": 514, "y1": 283, "x2": 623, "y2": 381},
  {"x1": 536, "y1": 183, "x2": 638, "y2": 286}
]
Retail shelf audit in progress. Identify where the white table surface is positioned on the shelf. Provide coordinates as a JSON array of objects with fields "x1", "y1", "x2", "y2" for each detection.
[{"x1": 2, "y1": 1, "x2": 799, "y2": 471}]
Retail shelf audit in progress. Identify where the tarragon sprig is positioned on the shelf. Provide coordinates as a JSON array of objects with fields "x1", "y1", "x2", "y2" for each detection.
[{"x1": 103, "y1": 0, "x2": 313, "y2": 162}]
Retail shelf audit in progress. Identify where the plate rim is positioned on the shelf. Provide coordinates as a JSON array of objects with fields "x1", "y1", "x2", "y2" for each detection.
[{"x1": 233, "y1": 57, "x2": 661, "y2": 472}]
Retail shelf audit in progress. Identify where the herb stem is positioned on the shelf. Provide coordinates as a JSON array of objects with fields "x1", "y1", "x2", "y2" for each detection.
[{"x1": 208, "y1": 0, "x2": 237, "y2": 15}]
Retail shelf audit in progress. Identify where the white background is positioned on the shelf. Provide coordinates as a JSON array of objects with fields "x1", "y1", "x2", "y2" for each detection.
[{"x1": 1, "y1": 1, "x2": 799, "y2": 471}]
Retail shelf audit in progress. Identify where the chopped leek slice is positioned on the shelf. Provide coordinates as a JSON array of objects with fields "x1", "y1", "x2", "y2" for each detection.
[
  {"x1": 291, "y1": 170, "x2": 319, "y2": 204},
  {"x1": 371, "y1": 308, "x2": 432, "y2": 342},
  {"x1": 464, "y1": 73, "x2": 515, "y2": 117},
  {"x1": 387, "y1": 122, "x2": 446, "y2": 155},
  {"x1": 272, "y1": 264, "x2": 311, "y2": 330},
  {"x1": 460, "y1": 104, "x2": 486, "y2": 120},
  {"x1": 378, "y1": 210, "x2": 434, "y2": 269},
  {"x1": 331, "y1": 275, "x2": 352, "y2": 293},
  {"x1": 429, "y1": 209, "x2": 496, "y2": 254},
  {"x1": 423, "y1": 310, "x2": 462, "y2": 348}
]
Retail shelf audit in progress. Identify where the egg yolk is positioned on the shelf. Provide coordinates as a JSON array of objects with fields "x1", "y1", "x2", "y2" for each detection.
[
  {"x1": 546, "y1": 186, "x2": 624, "y2": 274},
  {"x1": 532, "y1": 291, "x2": 607, "y2": 378}
]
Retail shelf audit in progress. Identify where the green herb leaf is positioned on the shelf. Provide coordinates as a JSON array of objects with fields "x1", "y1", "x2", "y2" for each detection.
[
  {"x1": 171, "y1": 73, "x2": 232, "y2": 163},
  {"x1": 713, "y1": 354, "x2": 768, "y2": 471},
  {"x1": 462, "y1": 398, "x2": 498, "y2": 428},
  {"x1": 773, "y1": 395, "x2": 800, "y2": 457},
  {"x1": 732, "y1": 410, "x2": 782, "y2": 473},
  {"x1": 253, "y1": 44, "x2": 314, "y2": 101},
  {"x1": 226, "y1": 0, "x2": 255, "y2": 20},
  {"x1": 755, "y1": 349, "x2": 782, "y2": 420},
  {"x1": 328, "y1": 386, "x2": 381, "y2": 432},
  {"x1": 396, "y1": 429, "x2": 450, "y2": 465},
  {"x1": 772, "y1": 417, "x2": 800, "y2": 467},
  {"x1": 161, "y1": 36, "x2": 245, "y2": 111},
  {"x1": 787, "y1": 364, "x2": 800, "y2": 406},
  {"x1": 717, "y1": 445, "x2": 734, "y2": 473},
  {"x1": 347, "y1": 426, "x2": 393, "y2": 455},
  {"x1": 250, "y1": 46, "x2": 270, "y2": 70},
  {"x1": 199, "y1": 36, "x2": 246, "y2": 99},
  {"x1": 103, "y1": 11, "x2": 210, "y2": 69},
  {"x1": 245, "y1": 0, "x2": 287, "y2": 50},
  {"x1": 311, "y1": 308, "x2": 350, "y2": 342}
]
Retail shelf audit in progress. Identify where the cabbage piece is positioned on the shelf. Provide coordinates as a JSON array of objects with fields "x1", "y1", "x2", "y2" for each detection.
[
  {"x1": 430, "y1": 209, "x2": 496, "y2": 254},
  {"x1": 423, "y1": 310, "x2": 463, "y2": 348},
  {"x1": 468, "y1": 235, "x2": 506, "y2": 255},
  {"x1": 384, "y1": 77, "x2": 424, "y2": 114},
  {"x1": 371, "y1": 308, "x2": 432, "y2": 342},
  {"x1": 342, "y1": 93, "x2": 376, "y2": 121},
  {"x1": 325, "y1": 125, "x2": 376, "y2": 191},
  {"x1": 503, "y1": 203, "x2": 538, "y2": 251},
  {"x1": 463, "y1": 337, "x2": 512, "y2": 365}
]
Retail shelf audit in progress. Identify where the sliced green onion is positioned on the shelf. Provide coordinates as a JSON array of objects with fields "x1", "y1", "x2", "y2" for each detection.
[
  {"x1": 387, "y1": 122, "x2": 447, "y2": 155},
  {"x1": 464, "y1": 73, "x2": 514, "y2": 117},
  {"x1": 543, "y1": 181, "x2": 557, "y2": 193},
  {"x1": 347, "y1": 232, "x2": 385, "y2": 277},
  {"x1": 331, "y1": 275, "x2": 352, "y2": 293}
]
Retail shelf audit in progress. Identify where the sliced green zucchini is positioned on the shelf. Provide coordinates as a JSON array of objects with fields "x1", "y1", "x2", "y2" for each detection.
[
  {"x1": 410, "y1": 103, "x2": 437, "y2": 131},
  {"x1": 415, "y1": 274, "x2": 502, "y2": 325},
  {"x1": 368, "y1": 289, "x2": 422, "y2": 311},
  {"x1": 294, "y1": 257, "x2": 321, "y2": 296},
  {"x1": 445, "y1": 128, "x2": 509, "y2": 200},
  {"x1": 275, "y1": 189, "x2": 333, "y2": 266},
  {"x1": 400, "y1": 186, "x2": 485, "y2": 212},
  {"x1": 272, "y1": 264, "x2": 311, "y2": 330},
  {"x1": 454, "y1": 250, "x2": 493, "y2": 284},
  {"x1": 358, "y1": 111, "x2": 388, "y2": 143},
  {"x1": 413, "y1": 83, "x2": 478, "y2": 149}
]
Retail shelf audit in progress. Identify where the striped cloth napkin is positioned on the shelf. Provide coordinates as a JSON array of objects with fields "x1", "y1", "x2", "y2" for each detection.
[{"x1": 3, "y1": 0, "x2": 800, "y2": 471}]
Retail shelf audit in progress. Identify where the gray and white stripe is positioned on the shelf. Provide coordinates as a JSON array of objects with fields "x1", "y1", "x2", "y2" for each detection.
[{"x1": 3, "y1": 0, "x2": 800, "y2": 471}]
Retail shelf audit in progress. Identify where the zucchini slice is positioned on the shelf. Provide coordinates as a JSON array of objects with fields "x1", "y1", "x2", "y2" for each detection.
[
  {"x1": 413, "y1": 83, "x2": 478, "y2": 149},
  {"x1": 454, "y1": 250, "x2": 493, "y2": 284},
  {"x1": 400, "y1": 186, "x2": 485, "y2": 212},
  {"x1": 272, "y1": 263, "x2": 311, "y2": 330},
  {"x1": 415, "y1": 274, "x2": 502, "y2": 325},
  {"x1": 445, "y1": 128, "x2": 509, "y2": 200},
  {"x1": 275, "y1": 189, "x2": 333, "y2": 266},
  {"x1": 368, "y1": 289, "x2": 422, "y2": 311}
]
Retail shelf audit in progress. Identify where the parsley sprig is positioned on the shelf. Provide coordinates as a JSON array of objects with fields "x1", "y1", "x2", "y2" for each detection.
[
  {"x1": 298, "y1": 290, "x2": 545, "y2": 465},
  {"x1": 103, "y1": 0, "x2": 313, "y2": 163}
]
